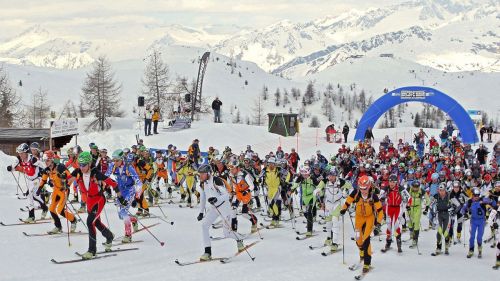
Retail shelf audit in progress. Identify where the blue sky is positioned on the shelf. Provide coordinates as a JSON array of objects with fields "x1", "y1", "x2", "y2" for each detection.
[{"x1": 0, "y1": 0, "x2": 404, "y2": 39}]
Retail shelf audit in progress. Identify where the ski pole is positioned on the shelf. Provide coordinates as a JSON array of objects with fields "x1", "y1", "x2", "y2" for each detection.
[
  {"x1": 342, "y1": 214, "x2": 345, "y2": 265},
  {"x1": 128, "y1": 210, "x2": 165, "y2": 246},
  {"x1": 10, "y1": 171, "x2": 26, "y2": 195},
  {"x1": 212, "y1": 204, "x2": 255, "y2": 261}
]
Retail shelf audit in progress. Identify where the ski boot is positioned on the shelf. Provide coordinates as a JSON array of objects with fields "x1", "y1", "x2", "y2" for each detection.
[
  {"x1": 103, "y1": 233, "x2": 114, "y2": 252},
  {"x1": 494, "y1": 260, "x2": 500, "y2": 270},
  {"x1": 47, "y1": 227, "x2": 63, "y2": 235},
  {"x1": 478, "y1": 246, "x2": 482, "y2": 258},
  {"x1": 200, "y1": 247, "x2": 212, "y2": 261},
  {"x1": 237, "y1": 240, "x2": 245, "y2": 252},
  {"x1": 396, "y1": 235, "x2": 402, "y2": 253},
  {"x1": 122, "y1": 235, "x2": 132, "y2": 243},
  {"x1": 81, "y1": 251, "x2": 96, "y2": 260},
  {"x1": 466, "y1": 249, "x2": 474, "y2": 258},
  {"x1": 136, "y1": 208, "x2": 143, "y2": 216},
  {"x1": 251, "y1": 224, "x2": 258, "y2": 233},
  {"x1": 132, "y1": 221, "x2": 139, "y2": 232},
  {"x1": 444, "y1": 245, "x2": 449, "y2": 255},
  {"x1": 78, "y1": 204, "x2": 86, "y2": 214},
  {"x1": 143, "y1": 209, "x2": 150, "y2": 217},
  {"x1": 456, "y1": 232, "x2": 461, "y2": 243},
  {"x1": 305, "y1": 231, "x2": 313, "y2": 237},
  {"x1": 40, "y1": 210, "x2": 48, "y2": 220},
  {"x1": 362, "y1": 264, "x2": 370, "y2": 273},
  {"x1": 70, "y1": 220, "x2": 78, "y2": 232},
  {"x1": 324, "y1": 237, "x2": 332, "y2": 247},
  {"x1": 23, "y1": 217, "x2": 35, "y2": 224},
  {"x1": 410, "y1": 239, "x2": 418, "y2": 249},
  {"x1": 330, "y1": 243, "x2": 339, "y2": 252},
  {"x1": 382, "y1": 239, "x2": 392, "y2": 252}
]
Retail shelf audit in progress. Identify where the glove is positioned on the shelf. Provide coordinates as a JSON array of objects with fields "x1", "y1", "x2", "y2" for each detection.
[
  {"x1": 197, "y1": 213, "x2": 204, "y2": 221},
  {"x1": 208, "y1": 197, "x2": 217, "y2": 205},
  {"x1": 374, "y1": 223, "x2": 381, "y2": 236},
  {"x1": 493, "y1": 222, "x2": 498, "y2": 230},
  {"x1": 423, "y1": 206, "x2": 429, "y2": 216},
  {"x1": 23, "y1": 189, "x2": 29, "y2": 197},
  {"x1": 6, "y1": 165, "x2": 12, "y2": 172},
  {"x1": 339, "y1": 208, "x2": 346, "y2": 216},
  {"x1": 131, "y1": 197, "x2": 138, "y2": 208},
  {"x1": 118, "y1": 196, "x2": 128, "y2": 206}
]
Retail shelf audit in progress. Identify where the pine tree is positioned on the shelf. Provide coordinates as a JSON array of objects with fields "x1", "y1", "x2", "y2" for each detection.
[
  {"x1": 274, "y1": 88, "x2": 281, "y2": 107},
  {"x1": 309, "y1": 116, "x2": 320, "y2": 128},
  {"x1": 358, "y1": 90, "x2": 367, "y2": 112},
  {"x1": 141, "y1": 48, "x2": 170, "y2": 117},
  {"x1": 262, "y1": 85, "x2": 268, "y2": 101},
  {"x1": 305, "y1": 82, "x2": 315, "y2": 105},
  {"x1": 81, "y1": 56, "x2": 122, "y2": 131},
  {"x1": 252, "y1": 96, "x2": 265, "y2": 126},
  {"x1": 321, "y1": 96, "x2": 333, "y2": 119},
  {"x1": 283, "y1": 89, "x2": 290, "y2": 106},
  {"x1": 234, "y1": 110, "x2": 241, "y2": 124},
  {"x1": 414, "y1": 112, "x2": 421, "y2": 127},
  {"x1": 26, "y1": 87, "x2": 50, "y2": 128},
  {"x1": 0, "y1": 66, "x2": 21, "y2": 127}
]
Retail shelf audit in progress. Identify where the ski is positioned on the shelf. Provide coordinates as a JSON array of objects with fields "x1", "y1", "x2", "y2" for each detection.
[
  {"x1": 321, "y1": 248, "x2": 342, "y2": 256},
  {"x1": 23, "y1": 231, "x2": 86, "y2": 237},
  {"x1": 260, "y1": 222, "x2": 285, "y2": 230},
  {"x1": 105, "y1": 240, "x2": 144, "y2": 247},
  {"x1": 175, "y1": 257, "x2": 225, "y2": 266},
  {"x1": 51, "y1": 254, "x2": 117, "y2": 264},
  {"x1": 380, "y1": 247, "x2": 392, "y2": 253},
  {"x1": 309, "y1": 244, "x2": 326, "y2": 250},
  {"x1": 349, "y1": 263, "x2": 361, "y2": 271},
  {"x1": 113, "y1": 223, "x2": 160, "y2": 241},
  {"x1": 1, "y1": 220, "x2": 50, "y2": 227},
  {"x1": 220, "y1": 241, "x2": 260, "y2": 263},
  {"x1": 296, "y1": 234, "x2": 317, "y2": 240},
  {"x1": 75, "y1": 247, "x2": 139, "y2": 257}
]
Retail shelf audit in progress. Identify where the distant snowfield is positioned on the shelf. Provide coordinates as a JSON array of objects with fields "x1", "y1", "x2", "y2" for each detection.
[{"x1": 0, "y1": 122, "x2": 498, "y2": 281}]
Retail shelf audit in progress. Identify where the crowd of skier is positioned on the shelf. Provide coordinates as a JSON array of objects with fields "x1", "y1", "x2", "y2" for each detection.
[{"x1": 5, "y1": 130, "x2": 500, "y2": 277}]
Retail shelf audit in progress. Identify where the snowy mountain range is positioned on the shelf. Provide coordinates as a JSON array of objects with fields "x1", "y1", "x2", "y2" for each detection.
[{"x1": 0, "y1": 0, "x2": 497, "y2": 75}]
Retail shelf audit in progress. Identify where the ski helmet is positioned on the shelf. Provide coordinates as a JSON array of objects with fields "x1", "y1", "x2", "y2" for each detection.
[
  {"x1": 358, "y1": 176, "x2": 373, "y2": 190},
  {"x1": 267, "y1": 157, "x2": 277, "y2": 164},
  {"x1": 78, "y1": 152, "x2": 92, "y2": 166},
  {"x1": 472, "y1": 188, "x2": 480, "y2": 196},
  {"x1": 327, "y1": 167, "x2": 338, "y2": 177},
  {"x1": 16, "y1": 143, "x2": 29, "y2": 153},
  {"x1": 29, "y1": 142, "x2": 40, "y2": 151},
  {"x1": 197, "y1": 164, "x2": 212, "y2": 174},
  {"x1": 438, "y1": 183, "x2": 447, "y2": 191},
  {"x1": 42, "y1": 150, "x2": 56, "y2": 162},
  {"x1": 112, "y1": 149, "x2": 124, "y2": 161},
  {"x1": 389, "y1": 174, "x2": 398, "y2": 182},
  {"x1": 73, "y1": 145, "x2": 82, "y2": 155},
  {"x1": 125, "y1": 153, "x2": 135, "y2": 164}
]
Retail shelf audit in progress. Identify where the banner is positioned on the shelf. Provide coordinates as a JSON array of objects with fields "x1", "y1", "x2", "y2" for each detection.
[{"x1": 51, "y1": 119, "x2": 79, "y2": 138}]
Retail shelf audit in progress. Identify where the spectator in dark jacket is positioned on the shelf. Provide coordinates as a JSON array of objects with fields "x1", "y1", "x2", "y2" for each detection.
[
  {"x1": 364, "y1": 127, "x2": 374, "y2": 142},
  {"x1": 211, "y1": 97, "x2": 223, "y2": 123},
  {"x1": 475, "y1": 144, "x2": 489, "y2": 165},
  {"x1": 479, "y1": 126, "x2": 486, "y2": 142},
  {"x1": 342, "y1": 123, "x2": 350, "y2": 143},
  {"x1": 487, "y1": 126, "x2": 494, "y2": 142}
]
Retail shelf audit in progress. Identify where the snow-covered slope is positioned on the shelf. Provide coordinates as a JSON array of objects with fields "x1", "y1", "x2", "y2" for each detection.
[{"x1": 1, "y1": 123, "x2": 499, "y2": 281}]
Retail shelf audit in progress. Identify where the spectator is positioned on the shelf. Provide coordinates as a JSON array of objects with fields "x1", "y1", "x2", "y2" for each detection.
[
  {"x1": 144, "y1": 105, "x2": 153, "y2": 136},
  {"x1": 364, "y1": 127, "x2": 374, "y2": 142},
  {"x1": 440, "y1": 127, "x2": 449, "y2": 144},
  {"x1": 342, "y1": 123, "x2": 349, "y2": 143},
  {"x1": 446, "y1": 122, "x2": 454, "y2": 137},
  {"x1": 487, "y1": 126, "x2": 493, "y2": 142},
  {"x1": 211, "y1": 97, "x2": 223, "y2": 123},
  {"x1": 474, "y1": 144, "x2": 489, "y2": 165},
  {"x1": 325, "y1": 124, "x2": 336, "y2": 143},
  {"x1": 479, "y1": 126, "x2": 486, "y2": 142},
  {"x1": 152, "y1": 106, "x2": 160, "y2": 134}
]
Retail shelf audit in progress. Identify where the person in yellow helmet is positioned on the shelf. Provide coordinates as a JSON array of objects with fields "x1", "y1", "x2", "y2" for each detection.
[{"x1": 340, "y1": 175, "x2": 383, "y2": 275}]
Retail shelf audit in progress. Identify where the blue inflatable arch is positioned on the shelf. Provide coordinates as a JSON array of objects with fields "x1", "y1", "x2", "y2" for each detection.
[{"x1": 354, "y1": 86, "x2": 479, "y2": 144}]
